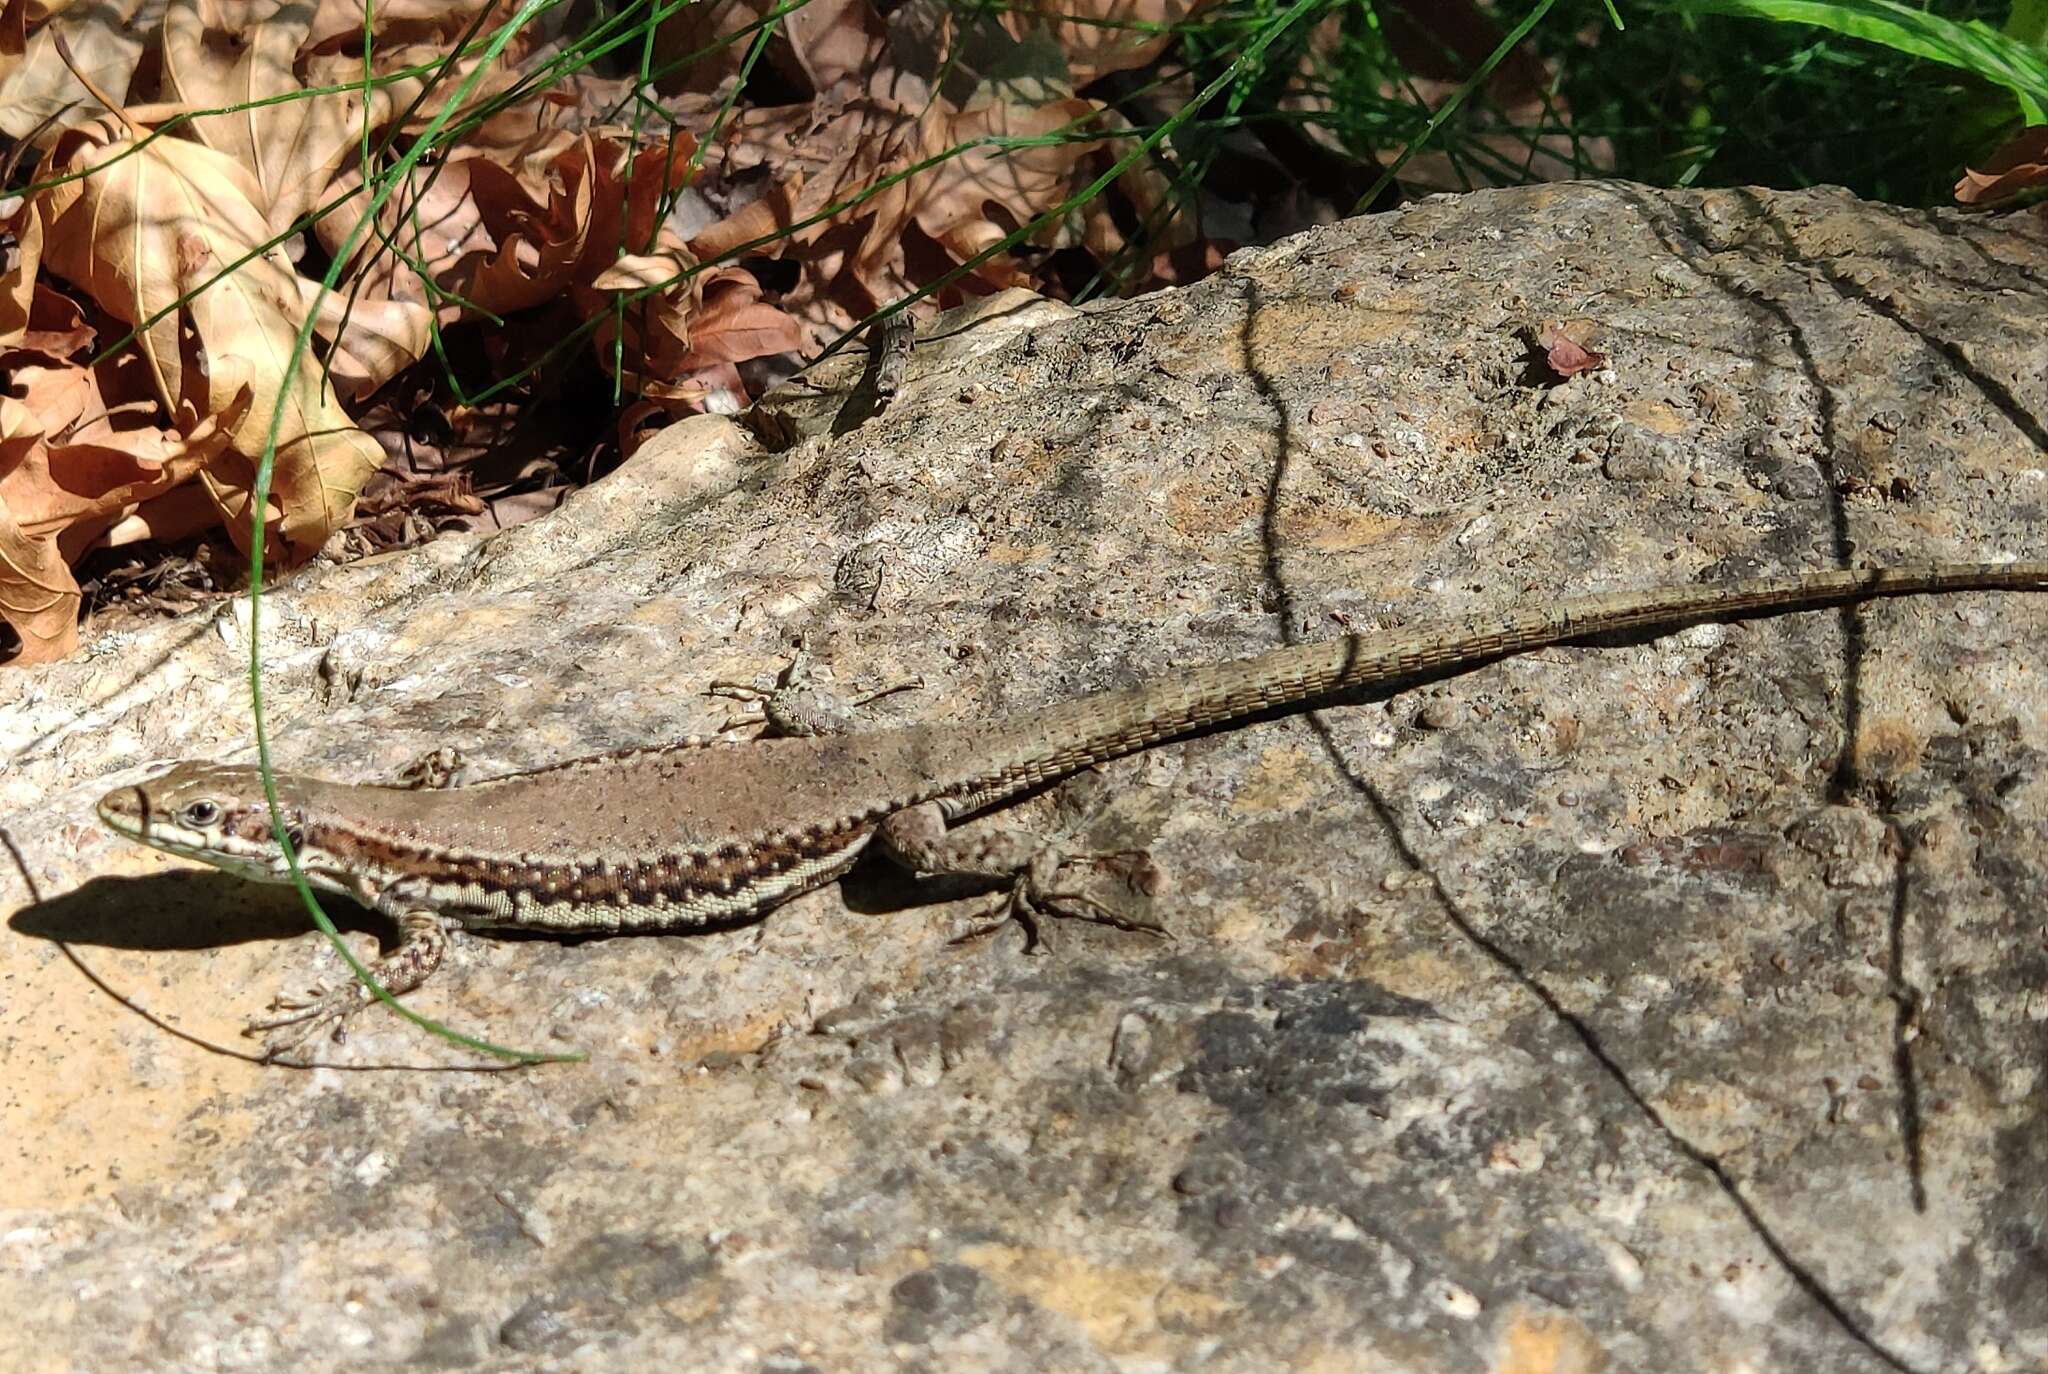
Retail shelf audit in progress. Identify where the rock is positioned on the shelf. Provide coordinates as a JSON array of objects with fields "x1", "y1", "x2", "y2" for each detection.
[{"x1": 6, "y1": 182, "x2": 2048, "y2": 1372}]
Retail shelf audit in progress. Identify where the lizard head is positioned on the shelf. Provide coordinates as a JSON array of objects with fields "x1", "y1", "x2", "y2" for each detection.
[{"x1": 97, "y1": 761, "x2": 310, "y2": 884}]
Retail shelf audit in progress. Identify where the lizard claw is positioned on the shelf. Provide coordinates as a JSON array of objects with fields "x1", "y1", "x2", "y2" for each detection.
[
  {"x1": 245, "y1": 982, "x2": 375, "y2": 1058},
  {"x1": 948, "y1": 856, "x2": 1171, "y2": 953},
  {"x1": 264, "y1": 982, "x2": 332, "y2": 1012}
]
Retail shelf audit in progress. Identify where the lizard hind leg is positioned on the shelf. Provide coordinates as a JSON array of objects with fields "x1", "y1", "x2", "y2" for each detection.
[
  {"x1": 877, "y1": 802, "x2": 1168, "y2": 953},
  {"x1": 244, "y1": 911, "x2": 451, "y2": 1060}
]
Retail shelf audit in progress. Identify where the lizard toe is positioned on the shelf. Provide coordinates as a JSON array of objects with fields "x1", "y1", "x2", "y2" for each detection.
[{"x1": 245, "y1": 983, "x2": 374, "y2": 1057}]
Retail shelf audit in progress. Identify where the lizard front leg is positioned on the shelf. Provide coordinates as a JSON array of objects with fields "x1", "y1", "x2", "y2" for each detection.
[
  {"x1": 244, "y1": 910, "x2": 452, "y2": 1059},
  {"x1": 877, "y1": 801, "x2": 1166, "y2": 950},
  {"x1": 708, "y1": 637, "x2": 922, "y2": 737}
]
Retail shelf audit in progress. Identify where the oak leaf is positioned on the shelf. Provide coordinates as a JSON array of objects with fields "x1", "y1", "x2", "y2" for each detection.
[
  {"x1": 162, "y1": 0, "x2": 395, "y2": 237},
  {"x1": 0, "y1": 188, "x2": 41, "y2": 348},
  {"x1": 0, "y1": 0, "x2": 164, "y2": 142},
  {"x1": 710, "y1": 94, "x2": 1106, "y2": 331},
  {"x1": 37, "y1": 117, "x2": 387, "y2": 558},
  {"x1": 0, "y1": 358, "x2": 228, "y2": 661}
]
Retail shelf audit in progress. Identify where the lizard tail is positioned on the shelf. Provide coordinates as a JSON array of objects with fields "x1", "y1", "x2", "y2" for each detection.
[{"x1": 966, "y1": 561, "x2": 2048, "y2": 796}]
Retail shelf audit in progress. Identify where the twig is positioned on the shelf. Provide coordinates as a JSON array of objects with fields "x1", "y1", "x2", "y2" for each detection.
[{"x1": 52, "y1": 30, "x2": 148, "y2": 142}]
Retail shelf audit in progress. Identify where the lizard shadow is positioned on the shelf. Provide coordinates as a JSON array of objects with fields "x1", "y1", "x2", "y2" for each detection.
[
  {"x1": 13, "y1": 867, "x2": 959, "y2": 952},
  {"x1": 11, "y1": 871, "x2": 385, "y2": 951}
]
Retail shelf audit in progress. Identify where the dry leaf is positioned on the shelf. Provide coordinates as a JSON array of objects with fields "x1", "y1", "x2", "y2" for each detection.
[
  {"x1": 0, "y1": 497, "x2": 74, "y2": 660},
  {"x1": 38, "y1": 117, "x2": 387, "y2": 558},
  {"x1": 678, "y1": 266, "x2": 804, "y2": 367},
  {"x1": 0, "y1": 189, "x2": 41, "y2": 348},
  {"x1": 0, "y1": 0, "x2": 165, "y2": 142},
  {"x1": 652, "y1": 0, "x2": 775, "y2": 95},
  {"x1": 16, "y1": 282, "x2": 95, "y2": 358},
  {"x1": 444, "y1": 131, "x2": 760, "y2": 386},
  {"x1": 296, "y1": 278, "x2": 432, "y2": 399},
  {"x1": 1535, "y1": 320, "x2": 1604, "y2": 379},
  {"x1": 778, "y1": 0, "x2": 894, "y2": 99},
  {"x1": 883, "y1": 97, "x2": 1105, "y2": 266},
  {"x1": 162, "y1": 0, "x2": 395, "y2": 237},
  {"x1": 712, "y1": 92, "x2": 1106, "y2": 332},
  {"x1": 1956, "y1": 127, "x2": 2048, "y2": 204},
  {"x1": 299, "y1": 0, "x2": 545, "y2": 140},
  {"x1": 300, "y1": 0, "x2": 533, "y2": 54},
  {"x1": 0, "y1": 371, "x2": 228, "y2": 661},
  {"x1": 999, "y1": 0, "x2": 1216, "y2": 85},
  {"x1": 0, "y1": 0, "x2": 30, "y2": 68}
]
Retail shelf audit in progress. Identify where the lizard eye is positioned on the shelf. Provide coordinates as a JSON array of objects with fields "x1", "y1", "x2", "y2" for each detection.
[{"x1": 181, "y1": 800, "x2": 220, "y2": 827}]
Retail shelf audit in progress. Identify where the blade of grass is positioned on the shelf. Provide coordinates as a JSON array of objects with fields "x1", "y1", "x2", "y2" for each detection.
[
  {"x1": 1695, "y1": 0, "x2": 2048, "y2": 117},
  {"x1": 243, "y1": 0, "x2": 585, "y2": 1067},
  {"x1": 1350, "y1": 0, "x2": 1564, "y2": 214}
]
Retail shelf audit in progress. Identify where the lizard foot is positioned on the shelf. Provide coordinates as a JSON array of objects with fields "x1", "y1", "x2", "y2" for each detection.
[
  {"x1": 707, "y1": 635, "x2": 921, "y2": 738},
  {"x1": 950, "y1": 851, "x2": 1171, "y2": 953},
  {"x1": 243, "y1": 913, "x2": 449, "y2": 1061},
  {"x1": 394, "y1": 747, "x2": 467, "y2": 790}
]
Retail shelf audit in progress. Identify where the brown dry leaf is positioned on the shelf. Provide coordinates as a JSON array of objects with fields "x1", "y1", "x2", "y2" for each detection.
[
  {"x1": 314, "y1": 143, "x2": 526, "y2": 324},
  {"x1": 1377, "y1": 0, "x2": 1553, "y2": 102},
  {"x1": 0, "y1": 0, "x2": 30, "y2": 67},
  {"x1": 0, "y1": 189, "x2": 42, "y2": 348},
  {"x1": 998, "y1": 0, "x2": 1217, "y2": 85},
  {"x1": 589, "y1": 248, "x2": 693, "y2": 376},
  {"x1": 15, "y1": 283, "x2": 94, "y2": 358},
  {"x1": 657, "y1": 0, "x2": 926, "y2": 104},
  {"x1": 778, "y1": 0, "x2": 895, "y2": 99},
  {"x1": 37, "y1": 117, "x2": 387, "y2": 558},
  {"x1": 0, "y1": 495, "x2": 73, "y2": 659},
  {"x1": 0, "y1": 0, "x2": 166, "y2": 142},
  {"x1": 446, "y1": 131, "x2": 786, "y2": 387},
  {"x1": 598, "y1": 259, "x2": 803, "y2": 391},
  {"x1": 686, "y1": 184, "x2": 800, "y2": 265},
  {"x1": 878, "y1": 97, "x2": 1106, "y2": 267},
  {"x1": 296, "y1": 278, "x2": 432, "y2": 399},
  {"x1": 300, "y1": 0, "x2": 529, "y2": 54},
  {"x1": 298, "y1": 0, "x2": 546, "y2": 140},
  {"x1": 416, "y1": 123, "x2": 806, "y2": 401},
  {"x1": 712, "y1": 93, "x2": 1105, "y2": 331},
  {"x1": 459, "y1": 141, "x2": 607, "y2": 316},
  {"x1": 4, "y1": 354, "x2": 93, "y2": 443},
  {"x1": 679, "y1": 266, "x2": 805, "y2": 366},
  {"x1": 717, "y1": 99, "x2": 911, "y2": 240},
  {"x1": 1075, "y1": 103, "x2": 1185, "y2": 267},
  {"x1": 162, "y1": 0, "x2": 395, "y2": 237},
  {"x1": 651, "y1": 0, "x2": 774, "y2": 95},
  {"x1": 17, "y1": 403, "x2": 227, "y2": 554},
  {"x1": 1956, "y1": 127, "x2": 2048, "y2": 204},
  {"x1": 0, "y1": 362, "x2": 228, "y2": 660},
  {"x1": 708, "y1": 99, "x2": 930, "y2": 331},
  {"x1": 1359, "y1": 1, "x2": 1607, "y2": 194},
  {"x1": 1534, "y1": 320, "x2": 1604, "y2": 379}
]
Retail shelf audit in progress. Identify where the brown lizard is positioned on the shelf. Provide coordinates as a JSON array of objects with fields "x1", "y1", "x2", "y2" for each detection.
[{"x1": 96, "y1": 563, "x2": 2048, "y2": 1052}]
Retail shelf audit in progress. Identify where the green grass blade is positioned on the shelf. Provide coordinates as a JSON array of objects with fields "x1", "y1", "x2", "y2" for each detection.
[{"x1": 1694, "y1": 0, "x2": 2048, "y2": 108}]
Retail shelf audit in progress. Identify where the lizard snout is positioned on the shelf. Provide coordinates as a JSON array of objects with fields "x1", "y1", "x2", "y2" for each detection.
[{"x1": 95, "y1": 785, "x2": 150, "y2": 837}]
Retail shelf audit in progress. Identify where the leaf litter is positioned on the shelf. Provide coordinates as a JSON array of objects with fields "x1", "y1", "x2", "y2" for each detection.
[{"x1": 0, "y1": 0, "x2": 1456, "y2": 662}]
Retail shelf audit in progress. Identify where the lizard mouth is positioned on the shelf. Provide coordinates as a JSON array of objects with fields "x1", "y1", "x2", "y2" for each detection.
[
  {"x1": 95, "y1": 786, "x2": 280, "y2": 882},
  {"x1": 94, "y1": 786, "x2": 149, "y2": 839}
]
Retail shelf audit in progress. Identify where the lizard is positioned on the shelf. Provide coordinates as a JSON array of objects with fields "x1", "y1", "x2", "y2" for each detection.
[{"x1": 96, "y1": 562, "x2": 2048, "y2": 1054}]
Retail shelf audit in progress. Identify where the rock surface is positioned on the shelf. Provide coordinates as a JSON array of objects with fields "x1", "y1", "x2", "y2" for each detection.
[{"x1": 6, "y1": 181, "x2": 2048, "y2": 1372}]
